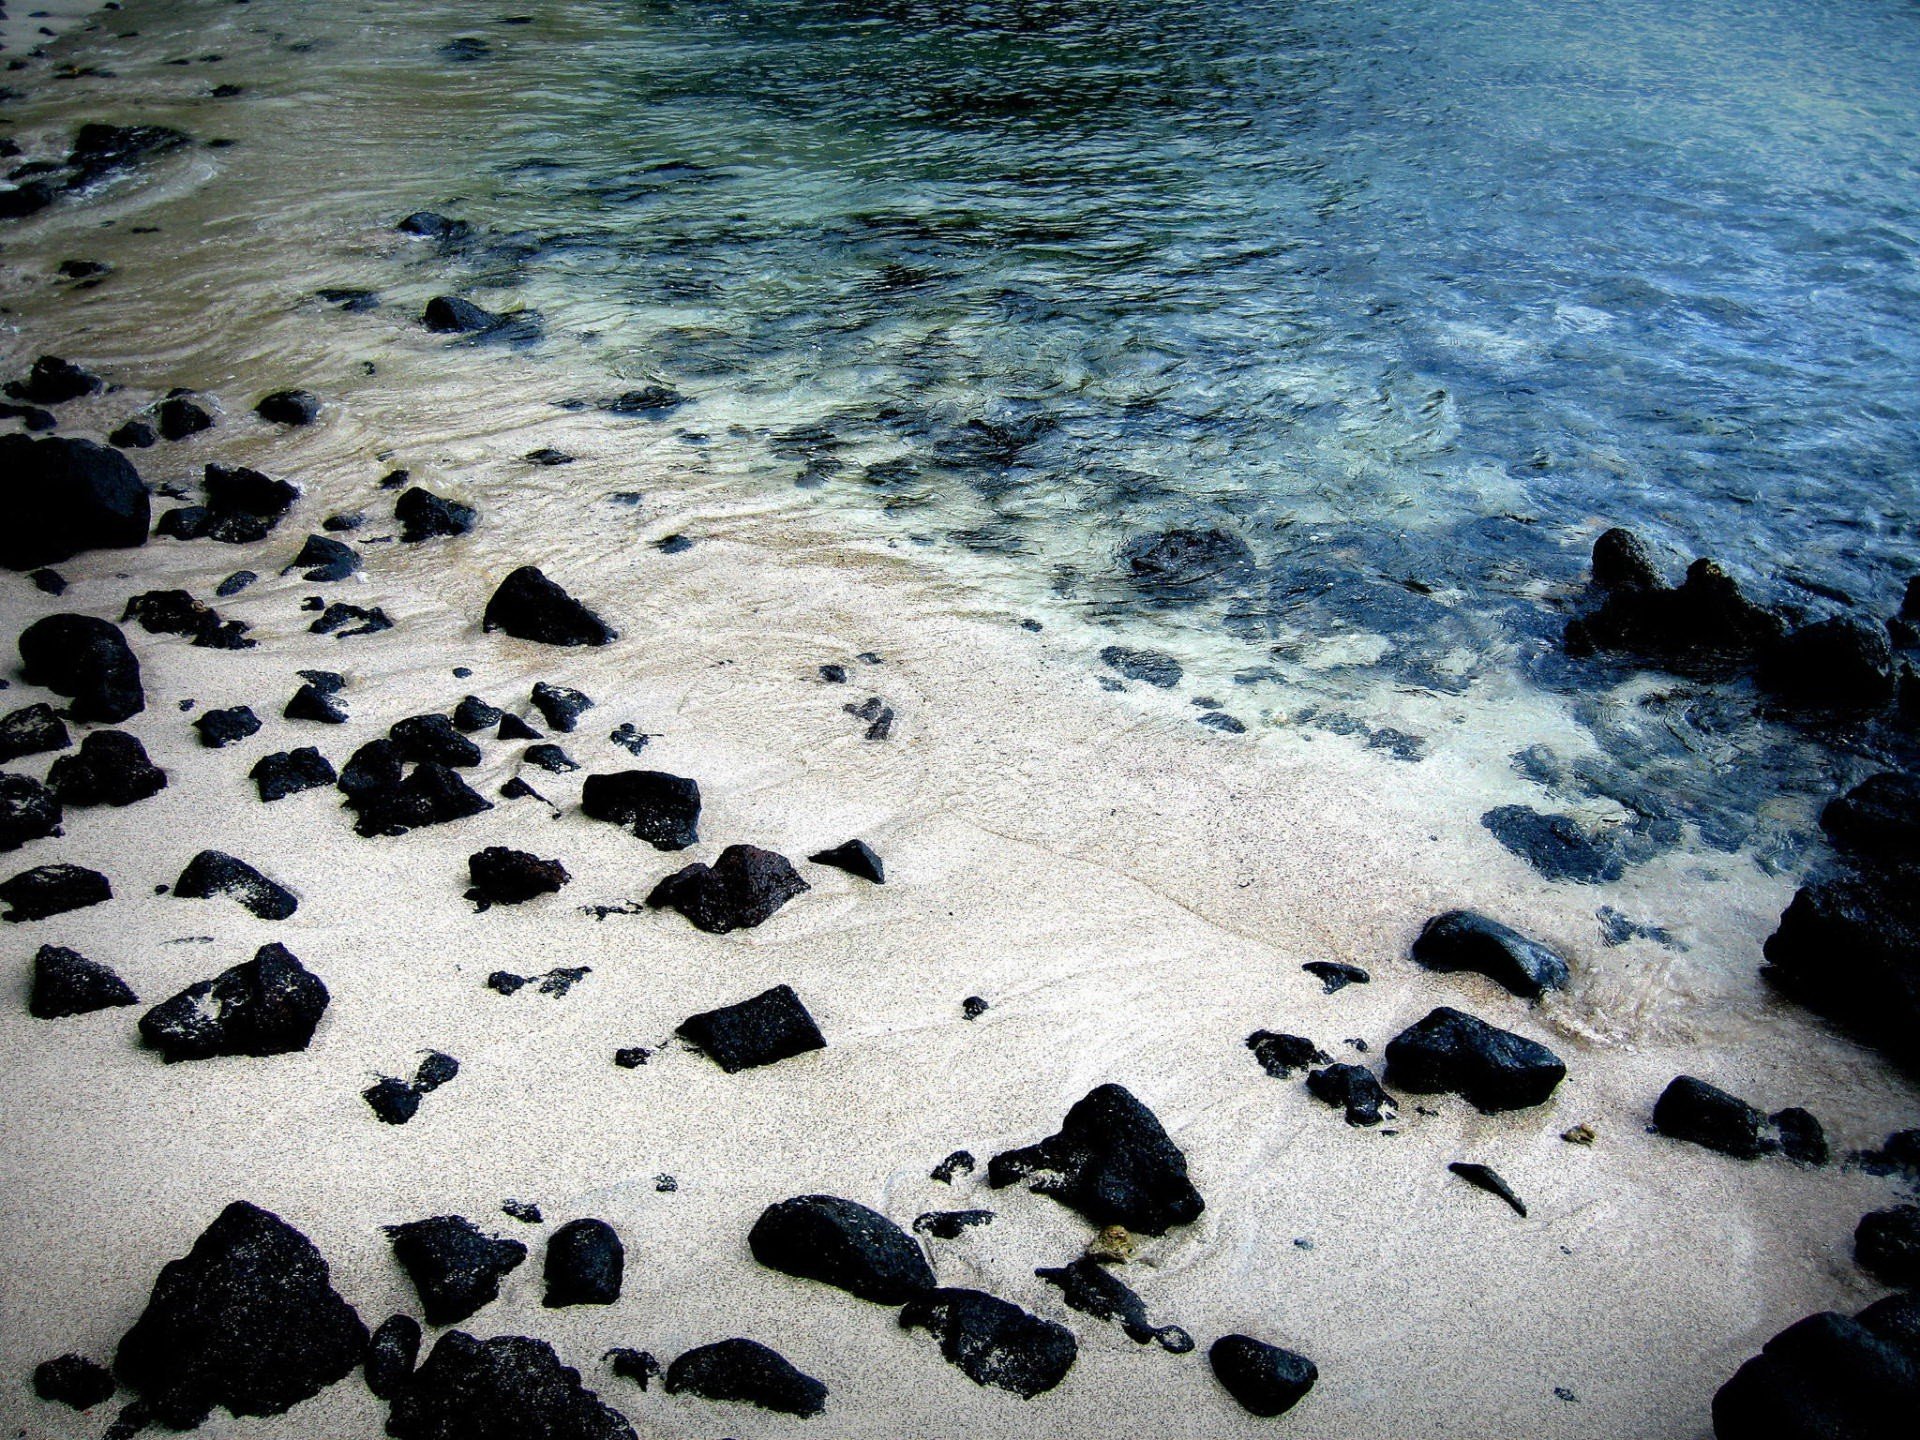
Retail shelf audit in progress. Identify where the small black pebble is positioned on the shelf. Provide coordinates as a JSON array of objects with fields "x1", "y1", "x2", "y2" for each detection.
[
  {"x1": 614, "y1": 1046, "x2": 651, "y2": 1068},
  {"x1": 961, "y1": 995, "x2": 988, "y2": 1020}
]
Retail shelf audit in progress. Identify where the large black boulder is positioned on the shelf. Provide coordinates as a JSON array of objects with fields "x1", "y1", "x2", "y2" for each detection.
[
  {"x1": 386, "y1": 1331, "x2": 635, "y2": 1440},
  {"x1": 1382, "y1": 1006, "x2": 1566, "y2": 1112},
  {"x1": 173, "y1": 850, "x2": 298, "y2": 921},
  {"x1": 1652, "y1": 1076, "x2": 1768, "y2": 1160},
  {"x1": 664, "y1": 1338, "x2": 826, "y2": 1418},
  {"x1": 0, "y1": 701, "x2": 71, "y2": 762},
  {"x1": 1821, "y1": 772, "x2": 1920, "y2": 866},
  {"x1": 1410, "y1": 910, "x2": 1570, "y2": 999},
  {"x1": 581, "y1": 770, "x2": 699, "y2": 850},
  {"x1": 0, "y1": 772, "x2": 63, "y2": 852},
  {"x1": 1712, "y1": 1308, "x2": 1918, "y2": 1440},
  {"x1": 251, "y1": 746, "x2": 337, "y2": 801},
  {"x1": 113, "y1": 1200, "x2": 367, "y2": 1430},
  {"x1": 647, "y1": 844, "x2": 809, "y2": 933},
  {"x1": 484, "y1": 566, "x2": 616, "y2": 646},
  {"x1": 677, "y1": 983, "x2": 825, "y2": 1073},
  {"x1": 385, "y1": 1216, "x2": 528, "y2": 1327},
  {"x1": 988, "y1": 1082, "x2": 1204, "y2": 1235},
  {"x1": 1763, "y1": 874, "x2": 1920, "y2": 1070},
  {"x1": 29, "y1": 944, "x2": 137, "y2": 1018},
  {"x1": 139, "y1": 943, "x2": 328, "y2": 1061},
  {"x1": 0, "y1": 434, "x2": 150, "y2": 568},
  {"x1": 18, "y1": 613, "x2": 145, "y2": 722},
  {"x1": 898, "y1": 1288, "x2": 1077, "y2": 1398},
  {"x1": 748, "y1": 1194, "x2": 934, "y2": 1304},
  {"x1": 200, "y1": 462, "x2": 299, "y2": 540},
  {"x1": 1208, "y1": 1334, "x2": 1318, "y2": 1419},
  {"x1": 6, "y1": 355, "x2": 103, "y2": 405},
  {"x1": 396, "y1": 487, "x2": 477, "y2": 543},
  {"x1": 1565, "y1": 551, "x2": 1787, "y2": 675},
  {"x1": 543, "y1": 1219, "x2": 623, "y2": 1308},
  {"x1": 0, "y1": 862, "x2": 110, "y2": 921},
  {"x1": 1761, "y1": 616, "x2": 1897, "y2": 711},
  {"x1": 46, "y1": 730, "x2": 166, "y2": 807}
]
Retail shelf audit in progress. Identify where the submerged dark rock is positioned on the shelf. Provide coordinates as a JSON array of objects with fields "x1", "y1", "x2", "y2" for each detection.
[
  {"x1": 898, "y1": 1289, "x2": 1077, "y2": 1398},
  {"x1": 196, "y1": 705, "x2": 260, "y2": 748},
  {"x1": 0, "y1": 862, "x2": 109, "y2": 921},
  {"x1": 678, "y1": 983, "x2": 825, "y2": 1072},
  {"x1": 988, "y1": 1082, "x2": 1204, "y2": 1235},
  {"x1": 365, "y1": 1315, "x2": 421, "y2": 1401},
  {"x1": 1099, "y1": 644, "x2": 1183, "y2": 688},
  {"x1": 0, "y1": 434, "x2": 149, "y2": 569},
  {"x1": 155, "y1": 392, "x2": 216, "y2": 442},
  {"x1": 385, "y1": 1216, "x2": 528, "y2": 1327},
  {"x1": 808, "y1": 838, "x2": 884, "y2": 883},
  {"x1": 1565, "y1": 545, "x2": 1787, "y2": 675},
  {"x1": 0, "y1": 772, "x2": 64, "y2": 852},
  {"x1": 173, "y1": 850, "x2": 297, "y2": 920},
  {"x1": 1761, "y1": 616, "x2": 1896, "y2": 711},
  {"x1": 396, "y1": 486, "x2": 477, "y2": 543},
  {"x1": 748, "y1": 1194, "x2": 934, "y2": 1305},
  {"x1": 140, "y1": 943, "x2": 327, "y2": 1061},
  {"x1": 1035, "y1": 1257, "x2": 1193, "y2": 1352},
  {"x1": 114, "y1": 1201, "x2": 367, "y2": 1430},
  {"x1": 255, "y1": 389, "x2": 320, "y2": 426},
  {"x1": 33, "y1": 1353, "x2": 115, "y2": 1410},
  {"x1": 0, "y1": 702, "x2": 71, "y2": 762},
  {"x1": 47, "y1": 730, "x2": 166, "y2": 807},
  {"x1": 1119, "y1": 527, "x2": 1254, "y2": 597},
  {"x1": 1448, "y1": 1161, "x2": 1527, "y2": 1216},
  {"x1": 483, "y1": 566, "x2": 616, "y2": 646},
  {"x1": 1411, "y1": 910, "x2": 1571, "y2": 998},
  {"x1": 647, "y1": 844, "x2": 809, "y2": 932},
  {"x1": 1305, "y1": 1062, "x2": 1394, "y2": 1127},
  {"x1": 29, "y1": 944, "x2": 137, "y2": 1018},
  {"x1": 466, "y1": 847, "x2": 570, "y2": 910},
  {"x1": 1382, "y1": 1006, "x2": 1567, "y2": 1112},
  {"x1": 386, "y1": 1330, "x2": 636, "y2": 1440},
  {"x1": 1208, "y1": 1334, "x2": 1318, "y2": 1419},
  {"x1": 18, "y1": 613, "x2": 144, "y2": 722},
  {"x1": 1246, "y1": 1030, "x2": 1331, "y2": 1079},
  {"x1": 664, "y1": 1338, "x2": 825, "y2": 1418},
  {"x1": 66, "y1": 123, "x2": 191, "y2": 190},
  {"x1": 1481, "y1": 805, "x2": 1624, "y2": 884},
  {"x1": 422, "y1": 296, "x2": 504, "y2": 334},
  {"x1": 543, "y1": 1220, "x2": 624, "y2": 1308}
]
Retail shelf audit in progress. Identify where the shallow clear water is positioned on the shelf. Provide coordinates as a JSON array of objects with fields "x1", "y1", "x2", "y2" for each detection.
[{"x1": 8, "y1": 0, "x2": 1920, "y2": 874}]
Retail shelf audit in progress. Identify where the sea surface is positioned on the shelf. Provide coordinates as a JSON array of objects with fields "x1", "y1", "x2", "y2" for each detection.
[{"x1": 7, "y1": 0, "x2": 1920, "y2": 878}]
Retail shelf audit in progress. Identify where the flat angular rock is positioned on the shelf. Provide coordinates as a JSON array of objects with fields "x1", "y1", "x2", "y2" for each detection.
[
  {"x1": 33, "y1": 1353, "x2": 115, "y2": 1410},
  {"x1": 386, "y1": 1331, "x2": 635, "y2": 1440},
  {"x1": 0, "y1": 434, "x2": 149, "y2": 569},
  {"x1": 0, "y1": 772, "x2": 63, "y2": 851},
  {"x1": 47, "y1": 730, "x2": 166, "y2": 806},
  {"x1": 544, "y1": 1219, "x2": 623, "y2": 1308},
  {"x1": 1653, "y1": 1075, "x2": 1769, "y2": 1159},
  {"x1": 286, "y1": 672, "x2": 349, "y2": 725},
  {"x1": 1099, "y1": 645, "x2": 1183, "y2": 688},
  {"x1": 1035, "y1": 1257, "x2": 1192, "y2": 1352},
  {"x1": 647, "y1": 844, "x2": 808, "y2": 933},
  {"x1": 0, "y1": 702, "x2": 71, "y2": 762},
  {"x1": 196, "y1": 705, "x2": 260, "y2": 748},
  {"x1": 114, "y1": 1200, "x2": 367, "y2": 1430},
  {"x1": 255, "y1": 389, "x2": 320, "y2": 426},
  {"x1": 1305, "y1": 1062, "x2": 1394, "y2": 1127},
  {"x1": 30, "y1": 944, "x2": 137, "y2": 1017},
  {"x1": 0, "y1": 862, "x2": 109, "y2": 921},
  {"x1": 422, "y1": 296, "x2": 503, "y2": 334},
  {"x1": 808, "y1": 838, "x2": 884, "y2": 883},
  {"x1": 396, "y1": 486, "x2": 476, "y2": 543},
  {"x1": 1208, "y1": 1334, "x2": 1318, "y2": 1419},
  {"x1": 391, "y1": 714, "x2": 483, "y2": 767},
  {"x1": 1411, "y1": 910, "x2": 1570, "y2": 998},
  {"x1": 139, "y1": 942, "x2": 327, "y2": 1061},
  {"x1": 385, "y1": 1216, "x2": 528, "y2": 1327},
  {"x1": 748, "y1": 1194, "x2": 934, "y2": 1304},
  {"x1": 678, "y1": 983, "x2": 824, "y2": 1073},
  {"x1": 988, "y1": 1082, "x2": 1204, "y2": 1235},
  {"x1": 581, "y1": 770, "x2": 700, "y2": 850},
  {"x1": 1713, "y1": 1309, "x2": 1919, "y2": 1440},
  {"x1": 664, "y1": 1339, "x2": 825, "y2": 1418},
  {"x1": 18, "y1": 613, "x2": 144, "y2": 722},
  {"x1": 1303, "y1": 960, "x2": 1370, "y2": 992},
  {"x1": 466, "y1": 847, "x2": 570, "y2": 909},
  {"x1": 1856, "y1": 1205, "x2": 1920, "y2": 1287},
  {"x1": 365, "y1": 1314, "x2": 421, "y2": 1401},
  {"x1": 173, "y1": 850, "x2": 298, "y2": 920},
  {"x1": 286, "y1": 533, "x2": 360, "y2": 582},
  {"x1": 898, "y1": 1288, "x2": 1077, "y2": 1398},
  {"x1": 1383, "y1": 1006, "x2": 1566, "y2": 1113},
  {"x1": 499, "y1": 713, "x2": 541, "y2": 741},
  {"x1": 1481, "y1": 805, "x2": 1624, "y2": 884},
  {"x1": 1763, "y1": 874, "x2": 1920, "y2": 1070},
  {"x1": 1246, "y1": 1030, "x2": 1330, "y2": 1079},
  {"x1": 251, "y1": 746, "x2": 336, "y2": 800},
  {"x1": 530, "y1": 682, "x2": 591, "y2": 732},
  {"x1": 484, "y1": 566, "x2": 616, "y2": 646}
]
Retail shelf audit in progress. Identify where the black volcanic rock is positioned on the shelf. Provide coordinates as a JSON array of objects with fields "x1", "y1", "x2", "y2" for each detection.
[
  {"x1": 1763, "y1": 873, "x2": 1920, "y2": 1070},
  {"x1": 47, "y1": 730, "x2": 166, "y2": 806},
  {"x1": 1480, "y1": 805, "x2": 1624, "y2": 884},
  {"x1": 173, "y1": 850, "x2": 298, "y2": 920},
  {"x1": 155, "y1": 392, "x2": 216, "y2": 442},
  {"x1": 114, "y1": 1200, "x2": 367, "y2": 1430},
  {"x1": 1565, "y1": 551, "x2": 1787, "y2": 674},
  {"x1": 6, "y1": 355, "x2": 103, "y2": 405},
  {"x1": 200, "y1": 461, "x2": 299, "y2": 541},
  {"x1": 1821, "y1": 772, "x2": 1920, "y2": 867},
  {"x1": 1035, "y1": 1257, "x2": 1192, "y2": 1352},
  {"x1": 286, "y1": 671, "x2": 350, "y2": 725},
  {"x1": 678, "y1": 984, "x2": 825, "y2": 1073},
  {"x1": 808, "y1": 838, "x2": 884, "y2": 883},
  {"x1": 349, "y1": 761, "x2": 493, "y2": 838},
  {"x1": 1713, "y1": 1307, "x2": 1919, "y2": 1440},
  {"x1": 1383, "y1": 1006, "x2": 1567, "y2": 1113},
  {"x1": 29, "y1": 944, "x2": 136, "y2": 1018},
  {"x1": 139, "y1": 943, "x2": 327, "y2": 1061},
  {"x1": 1099, "y1": 645, "x2": 1183, "y2": 688},
  {"x1": 66, "y1": 123, "x2": 191, "y2": 189},
  {"x1": 483, "y1": 566, "x2": 615, "y2": 646},
  {"x1": 466, "y1": 847, "x2": 570, "y2": 909},
  {"x1": 311, "y1": 602, "x2": 393, "y2": 638},
  {"x1": 1246, "y1": 1030, "x2": 1330, "y2": 1079},
  {"x1": 581, "y1": 770, "x2": 700, "y2": 850},
  {"x1": 365, "y1": 1314, "x2": 421, "y2": 1401},
  {"x1": 0, "y1": 862, "x2": 109, "y2": 921},
  {"x1": 1856, "y1": 1204, "x2": 1920, "y2": 1287},
  {"x1": 543, "y1": 1219, "x2": 623, "y2": 1308},
  {"x1": 1762, "y1": 616, "x2": 1897, "y2": 711},
  {"x1": 603, "y1": 1348, "x2": 658, "y2": 1389},
  {"x1": 1118, "y1": 527, "x2": 1254, "y2": 597},
  {"x1": 1653, "y1": 1076, "x2": 1769, "y2": 1160},
  {"x1": 530, "y1": 682, "x2": 591, "y2": 733},
  {"x1": 0, "y1": 702, "x2": 71, "y2": 762},
  {"x1": 251, "y1": 746, "x2": 337, "y2": 801},
  {"x1": 913, "y1": 1209, "x2": 995, "y2": 1240},
  {"x1": 386, "y1": 1330, "x2": 636, "y2": 1440},
  {"x1": 121, "y1": 588, "x2": 253, "y2": 649},
  {"x1": 365, "y1": 1077, "x2": 422, "y2": 1126},
  {"x1": 524, "y1": 744, "x2": 578, "y2": 773},
  {"x1": 385, "y1": 1217, "x2": 528, "y2": 1327},
  {"x1": 33, "y1": 1353, "x2": 115, "y2": 1410},
  {"x1": 422, "y1": 296, "x2": 503, "y2": 334},
  {"x1": 1208, "y1": 1334, "x2": 1318, "y2": 1419},
  {"x1": 898, "y1": 1289, "x2": 1077, "y2": 1398},
  {"x1": 664, "y1": 1339, "x2": 825, "y2": 1418},
  {"x1": 748, "y1": 1195, "x2": 934, "y2": 1304},
  {"x1": 18, "y1": 613, "x2": 144, "y2": 722},
  {"x1": 391, "y1": 714, "x2": 483, "y2": 767},
  {"x1": 453, "y1": 695, "x2": 502, "y2": 732},
  {"x1": 286, "y1": 533, "x2": 360, "y2": 582},
  {"x1": 1303, "y1": 960, "x2": 1370, "y2": 992},
  {"x1": 397, "y1": 211, "x2": 471, "y2": 242},
  {"x1": 988, "y1": 1083, "x2": 1204, "y2": 1235},
  {"x1": 255, "y1": 389, "x2": 320, "y2": 426},
  {"x1": 0, "y1": 772, "x2": 64, "y2": 852},
  {"x1": 0, "y1": 434, "x2": 149, "y2": 569},
  {"x1": 396, "y1": 487, "x2": 476, "y2": 543},
  {"x1": 196, "y1": 705, "x2": 260, "y2": 748},
  {"x1": 499, "y1": 713, "x2": 541, "y2": 741},
  {"x1": 1448, "y1": 1161, "x2": 1528, "y2": 1217},
  {"x1": 646, "y1": 844, "x2": 808, "y2": 933},
  {"x1": 1305, "y1": 1062, "x2": 1394, "y2": 1127},
  {"x1": 1410, "y1": 910, "x2": 1570, "y2": 998}
]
